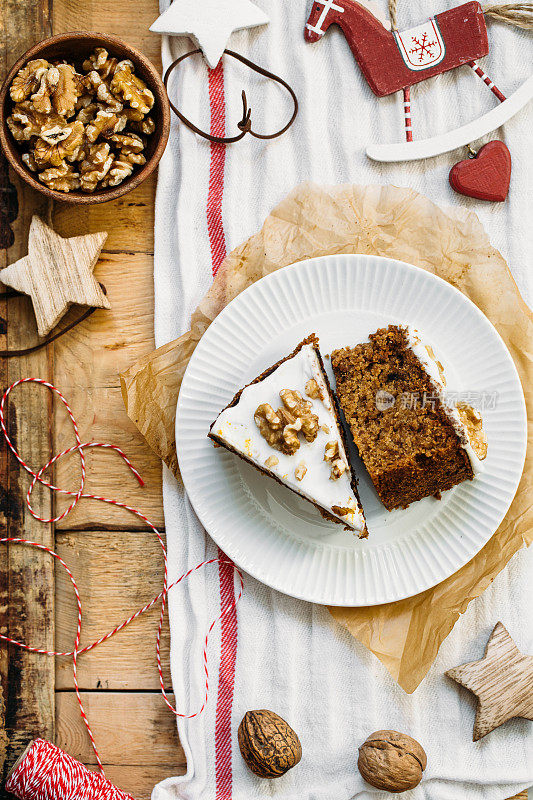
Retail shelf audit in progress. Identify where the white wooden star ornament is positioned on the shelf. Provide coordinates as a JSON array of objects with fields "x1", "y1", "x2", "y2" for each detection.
[
  {"x1": 0, "y1": 216, "x2": 110, "y2": 337},
  {"x1": 446, "y1": 622, "x2": 533, "y2": 741},
  {"x1": 150, "y1": 0, "x2": 269, "y2": 69}
]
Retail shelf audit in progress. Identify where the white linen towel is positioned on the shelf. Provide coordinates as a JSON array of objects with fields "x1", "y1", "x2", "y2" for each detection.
[{"x1": 151, "y1": 1, "x2": 533, "y2": 797}]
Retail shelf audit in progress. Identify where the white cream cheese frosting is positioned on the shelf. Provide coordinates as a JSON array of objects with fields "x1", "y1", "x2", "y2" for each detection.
[
  {"x1": 211, "y1": 344, "x2": 366, "y2": 532},
  {"x1": 406, "y1": 328, "x2": 485, "y2": 475}
]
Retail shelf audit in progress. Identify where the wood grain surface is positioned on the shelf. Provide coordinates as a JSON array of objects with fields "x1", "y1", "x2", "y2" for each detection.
[
  {"x1": 0, "y1": 1, "x2": 529, "y2": 798},
  {"x1": 0, "y1": 0, "x2": 184, "y2": 796}
]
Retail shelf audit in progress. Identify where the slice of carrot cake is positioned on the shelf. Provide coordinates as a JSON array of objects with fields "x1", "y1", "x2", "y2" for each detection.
[
  {"x1": 208, "y1": 335, "x2": 367, "y2": 536},
  {"x1": 331, "y1": 324, "x2": 487, "y2": 511}
]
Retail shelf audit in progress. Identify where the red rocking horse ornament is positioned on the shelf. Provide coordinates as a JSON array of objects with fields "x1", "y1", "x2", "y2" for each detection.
[{"x1": 304, "y1": 0, "x2": 533, "y2": 163}]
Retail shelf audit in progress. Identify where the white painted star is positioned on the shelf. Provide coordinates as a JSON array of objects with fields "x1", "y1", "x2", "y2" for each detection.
[{"x1": 150, "y1": 0, "x2": 269, "y2": 69}]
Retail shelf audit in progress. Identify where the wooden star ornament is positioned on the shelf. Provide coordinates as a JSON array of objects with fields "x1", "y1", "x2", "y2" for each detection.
[
  {"x1": 150, "y1": 0, "x2": 269, "y2": 69},
  {"x1": 446, "y1": 622, "x2": 533, "y2": 741},
  {"x1": 0, "y1": 216, "x2": 110, "y2": 337}
]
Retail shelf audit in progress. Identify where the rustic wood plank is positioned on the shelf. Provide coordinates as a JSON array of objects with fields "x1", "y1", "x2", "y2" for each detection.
[
  {"x1": 52, "y1": 250, "x2": 163, "y2": 530},
  {"x1": 55, "y1": 692, "x2": 184, "y2": 767},
  {"x1": 54, "y1": 252, "x2": 156, "y2": 389},
  {"x1": 0, "y1": 0, "x2": 55, "y2": 786},
  {"x1": 55, "y1": 531, "x2": 171, "y2": 690},
  {"x1": 52, "y1": 0, "x2": 162, "y2": 68},
  {"x1": 53, "y1": 386, "x2": 163, "y2": 529},
  {"x1": 52, "y1": 179, "x2": 155, "y2": 255}
]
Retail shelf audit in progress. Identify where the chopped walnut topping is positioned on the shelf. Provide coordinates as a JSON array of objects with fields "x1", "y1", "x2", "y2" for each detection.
[
  {"x1": 305, "y1": 378, "x2": 324, "y2": 401},
  {"x1": 321, "y1": 424, "x2": 330, "y2": 434},
  {"x1": 456, "y1": 403, "x2": 488, "y2": 460},
  {"x1": 265, "y1": 455, "x2": 279, "y2": 469},
  {"x1": 279, "y1": 389, "x2": 319, "y2": 442},
  {"x1": 331, "y1": 505, "x2": 352, "y2": 517},
  {"x1": 324, "y1": 440, "x2": 347, "y2": 480},
  {"x1": 295, "y1": 461, "x2": 307, "y2": 481},
  {"x1": 254, "y1": 389, "x2": 320, "y2": 455}
]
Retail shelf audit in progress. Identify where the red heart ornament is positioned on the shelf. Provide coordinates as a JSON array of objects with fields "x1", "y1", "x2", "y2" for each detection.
[{"x1": 449, "y1": 141, "x2": 511, "y2": 202}]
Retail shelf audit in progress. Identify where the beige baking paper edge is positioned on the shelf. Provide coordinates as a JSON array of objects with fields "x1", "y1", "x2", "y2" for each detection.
[{"x1": 120, "y1": 183, "x2": 532, "y2": 693}]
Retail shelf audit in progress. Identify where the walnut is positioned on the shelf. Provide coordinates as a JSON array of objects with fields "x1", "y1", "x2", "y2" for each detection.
[
  {"x1": 39, "y1": 163, "x2": 81, "y2": 192},
  {"x1": 295, "y1": 461, "x2": 307, "y2": 481},
  {"x1": 86, "y1": 71, "x2": 124, "y2": 112},
  {"x1": 22, "y1": 151, "x2": 38, "y2": 171},
  {"x1": 238, "y1": 710, "x2": 302, "y2": 778},
  {"x1": 83, "y1": 48, "x2": 119, "y2": 80},
  {"x1": 86, "y1": 108, "x2": 126, "y2": 142},
  {"x1": 358, "y1": 731, "x2": 427, "y2": 792},
  {"x1": 100, "y1": 155, "x2": 134, "y2": 187},
  {"x1": 324, "y1": 440, "x2": 347, "y2": 480},
  {"x1": 265, "y1": 455, "x2": 279, "y2": 468},
  {"x1": 456, "y1": 403, "x2": 488, "y2": 460},
  {"x1": 279, "y1": 389, "x2": 319, "y2": 442},
  {"x1": 31, "y1": 64, "x2": 81, "y2": 117},
  {"x1": 33, "y1": 121, "x2": 84, "y2": 168},
  {"x1": 79, "y1": 142, "x2": 114, "y2": 192},
  {"x1": 111, "y1": 61, "x2": 154, "y2": 114},
  {"x1": 122, "y1": 107, "x2": 145, "y2": 123},
  {"x1": 8, "y1": 48, "x2": 156, "y2": 193},
  {"x1": 254, "y1": 403, "x2": 300, "y2": 456},
  {"x1": 76, "y1": 102, "x2": 98, "y2": 125},
  {"x1": 7, "y1": 101, "x2": 65, "y2": 141},
  {"x1": 132, "y1": 115, "x2": 156, "y2": 135},
  {"x1": 321, "y1": 424, "x2": 330, "y2": 434},
  {"x1": 305, "y1": 378, "x2": 324, "y2": 401},
  {"x1": 10, "y1": 59, "x2": 49, "y2": 102},
  {"x1": 109, "y1": 132, "x2": 144, "y2": 152}
]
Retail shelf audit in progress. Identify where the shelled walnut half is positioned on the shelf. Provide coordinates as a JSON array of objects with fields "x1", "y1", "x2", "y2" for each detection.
[{"x1": 7, "y1": 48, "x2": 156, "y2": 193}]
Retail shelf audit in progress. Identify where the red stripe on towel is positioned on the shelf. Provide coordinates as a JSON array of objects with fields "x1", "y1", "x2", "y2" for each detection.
[
  {"x1": 207, "y1": 61, "x2": 227, "y2": 276},
  {"x1": 206, "y1": 61, "x2": 238, "y2": 800}
]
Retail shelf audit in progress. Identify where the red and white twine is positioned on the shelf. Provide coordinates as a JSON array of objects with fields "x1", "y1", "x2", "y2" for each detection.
[{"x1": 0, "y1": 378, "x2": 243, "y2": 778}]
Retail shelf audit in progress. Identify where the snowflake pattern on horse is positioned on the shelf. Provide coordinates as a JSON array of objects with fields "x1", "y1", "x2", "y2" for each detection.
[{"x1": 394, "y1": 19, "x2": 446, "y2": 70}]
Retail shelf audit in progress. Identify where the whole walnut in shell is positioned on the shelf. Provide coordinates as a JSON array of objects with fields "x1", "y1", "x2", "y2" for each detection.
[
  {"x1": 358, "y1": 730, "x2": 427, "y2": 792},
  {"x1": 238, "y1": 710, "x2": 302, "y2": 778}
]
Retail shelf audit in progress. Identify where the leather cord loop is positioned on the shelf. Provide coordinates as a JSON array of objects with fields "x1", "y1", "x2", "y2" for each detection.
[{"x1": 163, "y1": 49, "x2": 298, "y2": 144}]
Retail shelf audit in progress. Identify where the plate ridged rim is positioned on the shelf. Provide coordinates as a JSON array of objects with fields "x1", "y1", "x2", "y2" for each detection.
[{"x1": 176, "y1": 255, "x2": 527, "y2": 606}]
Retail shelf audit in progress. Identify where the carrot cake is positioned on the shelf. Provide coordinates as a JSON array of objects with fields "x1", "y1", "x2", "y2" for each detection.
[
  {"x1": 331, "y1": 324, "x2": 487, "y2": 511},
  {"x1": 208, "y1": 335, "x2": 367, "y2": 536}
]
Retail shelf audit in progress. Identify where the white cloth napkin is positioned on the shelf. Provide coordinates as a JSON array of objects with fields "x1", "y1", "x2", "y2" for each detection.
[{"x1": 151, "y1": 1, "x2": 533, "y2": 798}]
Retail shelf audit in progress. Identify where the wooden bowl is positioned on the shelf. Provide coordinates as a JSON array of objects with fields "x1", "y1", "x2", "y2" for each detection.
[{"x1": 0, "y1": 32, "x2": 170, "y2": 205}]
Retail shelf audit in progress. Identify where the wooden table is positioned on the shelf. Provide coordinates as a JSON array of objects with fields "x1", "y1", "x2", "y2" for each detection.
[
  {"x1": 0, "y1": 0, "x2": 185, "y2": 796},
  {"x1": 0, "y1": 2, "x2": 528, "y2": 799}
]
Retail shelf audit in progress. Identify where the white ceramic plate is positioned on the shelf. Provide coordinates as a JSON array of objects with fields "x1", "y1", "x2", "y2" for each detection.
[{"x1": 176, "y1": 255, "x2": 527, "y2": 606}]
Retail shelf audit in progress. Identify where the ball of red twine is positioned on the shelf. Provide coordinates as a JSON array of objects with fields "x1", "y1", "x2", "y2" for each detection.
[{"x1": 6, "y1": 740, "x2": 136, "y2": 800}]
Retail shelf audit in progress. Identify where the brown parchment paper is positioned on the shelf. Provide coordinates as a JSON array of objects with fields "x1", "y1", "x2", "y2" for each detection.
[{"x1": 120, "y1": 182, "x2": 532, "y2": 693}]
